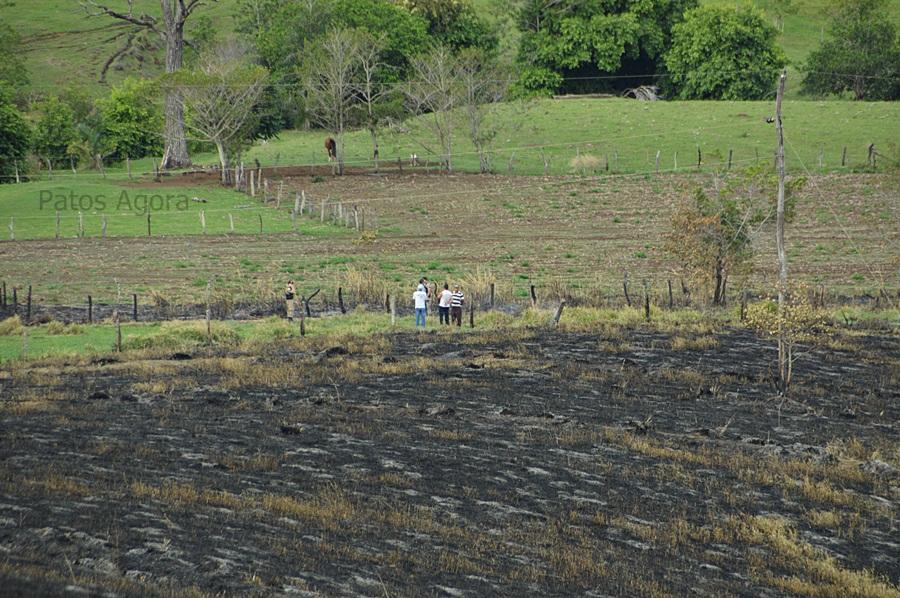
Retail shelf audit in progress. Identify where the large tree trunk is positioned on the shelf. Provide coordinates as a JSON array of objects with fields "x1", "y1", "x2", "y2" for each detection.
[
  {"x1": 215, "y1": 140, "x2": 230, "y2": 185},
  {"x1": 160, "y1": 1, "x2": 190, "y2": 170}
]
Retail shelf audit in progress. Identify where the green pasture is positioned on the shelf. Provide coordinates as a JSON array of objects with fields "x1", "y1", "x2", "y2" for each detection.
[
  {"x1": 0, "y1": 179, "x2": 346, "y2": 240},
  {"x1": 196, "y1": 98, "x2": 900, "y2": 177}
]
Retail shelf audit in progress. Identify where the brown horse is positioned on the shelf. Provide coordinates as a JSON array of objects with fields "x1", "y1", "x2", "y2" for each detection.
[{"x1": 324, "y1": 138, "x2": 337, "y2": 161}]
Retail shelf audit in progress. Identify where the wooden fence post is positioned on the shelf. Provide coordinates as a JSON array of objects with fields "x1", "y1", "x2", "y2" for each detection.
[
  {"x1": 553, "y1": 300, "x2": 565, "y2": 328},
  {"x1": 643, "y1": 283, "x2": 650, "y2": 322},
  {"x1": 78, "y1": 211, "x2": 84, "y2": 238},
  {"x1": 8, "y1": 217, "x2": 14, "y2": 241},
  {"x1": 655, "y1": 150, "x2": 660, "y2": 174},
  {"x1": 469, "y1": 302, "x2": 475, "y2": 328},
  {"x1": 101, "y1": 215, "x2": 107, "y2": 238},
  {"x1": 300, "y1": 191, "x2": 306, "y2": 216},
  {"x1": 250, "y1": 170, "x2": 256, "y2": 196},
  {"x1": 728, "y1": 149, "x2": 733, "y2": 170},
  {"x1": 667, "y1": 279, "x2": 674, "y2": 309},
  {"x1": 12, "y1": 287, "x2": 17, "y2": 313},
  {"x1": 390, "y1": 294, "x2": 396, "y2": 326},
  {"x1": 200, "y1": 210, "x2": 206, "y2": 234},
  {"x1": 299, "y1": 299, "x2": 306, "y2": 336},
  {"x1": 338, "y1": 287, "x2": 346, "y2": 314},
  {"x1": 115, "y1": 310, "x2": 122, "y2": 353},
  {"x1": 133, "y1": 293, "x2": 138, "y2": 321},
  {"x1": 87, "y1": 295, "x2": 92, "y2": 323},
  {"x1": 55, "y1": 211, "x2": 60, "y2": 239},
  {"x1": 841, "y1": 146, "x2": 847, "y2": 167},
  {"x1": 147, "y1": 213, "x2": 151, "y2": 237},
  {"x1": 126, "y1": 155, "x2": 132, "y2": 179},
  {"x1": 490, "y1": 282, "x2": 495, "y2": 308},
  {"x1": 1, "y1": 281, "x2": 5, "y2": 309},
  {"x1": 25, "y1": 285, "x2": 31, "y2": 324},
  {"x1": 320, "y1": 197, "x2": 327, "y2": 222},
  {"x1": 673, "y1": 151, "x2": 678, "y2": 172},
  {"x1": 818, "y1": 146, "x2": 824, "y2": 168},
  {"x1": 258, "y1": 213, "x2": 263, "y2": 234},
  {"x1": 530, "y1": 284, "x2": 537, "y2": 308},
  {"x1": 740, "y1": 289, "x2": 748, "y2": 322},
  {"x1": 228, "y1": 213, "x2": 234, "y2": 233},
  {"x1": 697, "y1": 147, "x2": 702, "y2": 169},
  {"x1": 623, "y1": 274, "x2": 632, "y2": 307}
]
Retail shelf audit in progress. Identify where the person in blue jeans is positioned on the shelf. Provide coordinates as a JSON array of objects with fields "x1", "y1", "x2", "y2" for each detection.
[{"x1": 413, "y1": 286, "x2": 428, "y2": 329}]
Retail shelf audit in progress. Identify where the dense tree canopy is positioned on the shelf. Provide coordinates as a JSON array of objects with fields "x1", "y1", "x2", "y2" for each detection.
[
  {"x1": 400, "y1": 0, "x2": 498, "y2": 54},
  {"x1": 515, "y1": 0, "x2": 697, "y2": 95},
  {"x1": 801, "y1": 0, "x2": 900, "y2": 100},
  {"x1": 97, "y1": 78, "x2": 164, "y2": 162},
  {"x1": 0, "y1": 87, "x2": 30, "y2": 182},
  {"x1": 665, "y1": 6, "x2": 786, "y2": 100},
  {"x1": 31, "y1": 96, "x2": 78, "y2": 166}
]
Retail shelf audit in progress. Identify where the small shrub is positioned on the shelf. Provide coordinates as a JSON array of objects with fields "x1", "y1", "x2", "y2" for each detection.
[{"x1": 0, "y1": 316, "x2": 24, "y2": 336}]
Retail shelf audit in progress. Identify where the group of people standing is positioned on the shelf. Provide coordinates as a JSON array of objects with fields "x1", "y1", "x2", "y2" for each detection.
[
  {"x1": 283, "y1": 277, "x2": 464, "y2": 329},
  {"x1": 413, "y1": 277, "x2": 464, "y2": 329}
]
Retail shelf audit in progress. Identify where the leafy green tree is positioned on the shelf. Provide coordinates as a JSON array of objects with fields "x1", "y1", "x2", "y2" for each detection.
[
  {"x1": 97, "y1": 78, "x2": 164, "y2": 162},
  {"x1": 31, "y1": 96, "x2": 79, "y2": 169},
  {"x1": 400, "y1": 0, "x2": 498, "y2": 53},
  {"x1": 515, "y1": 0, "x2": 697, "y2": 95},
  {"x1": 665, "y1": 6, "x2": 785, "y2": 100},
  {"x1": 0, "y1": 24, "x2": 29, "y2": 101},
  {"x1": 0, "y1": 87, "x2": 30, "y2": 183},
  {"x1": 802, "y1": 0, "x2": 900, "y2": 100}
]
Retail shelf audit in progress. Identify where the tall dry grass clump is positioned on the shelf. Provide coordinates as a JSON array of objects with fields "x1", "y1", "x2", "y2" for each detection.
[
  {"x1": 569, "y1": 153, "x2": 601, "y2": 175},
  {"x1": 0, "y1": 316, "x2": 24, "y2": 336},
  {"x1": 460, "y1": 266, "x2": 498, "y2": 305},
  {"x1": 342, "y1": 266, "x2": 387, "y2": 306}
]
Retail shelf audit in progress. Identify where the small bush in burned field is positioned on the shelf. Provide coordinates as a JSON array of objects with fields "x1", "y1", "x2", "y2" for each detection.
[{"x1": 0, "y1": 316, "x2": 24, "y2": 336}]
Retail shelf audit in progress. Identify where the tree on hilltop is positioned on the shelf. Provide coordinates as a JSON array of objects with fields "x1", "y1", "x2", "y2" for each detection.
[{"x1": 801, "y1": 0, "x2": 900, "y2": 100}]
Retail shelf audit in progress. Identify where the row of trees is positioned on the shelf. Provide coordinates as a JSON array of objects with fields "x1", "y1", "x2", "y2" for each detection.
[
  {"x1": 0, "y1": 30, "x2": 511, "y2": 184},
  {"x1": 517, "y1": 0, "x2": 898, "y2": 101}
]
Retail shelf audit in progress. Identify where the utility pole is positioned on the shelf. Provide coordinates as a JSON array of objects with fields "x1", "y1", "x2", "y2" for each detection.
[{"x1": 774, "y1": 70, "x2": 788, "y2": 391}]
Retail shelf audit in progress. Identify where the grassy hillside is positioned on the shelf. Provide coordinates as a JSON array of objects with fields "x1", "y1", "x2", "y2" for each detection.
[
  {"x1": 199, "y1": 98, "x2": 899, "y2": 176},
  {"x1": 7, "y1": 0, "x2": 899, "y2": 98}
]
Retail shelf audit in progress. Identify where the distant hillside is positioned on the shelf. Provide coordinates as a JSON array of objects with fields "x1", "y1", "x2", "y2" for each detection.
[{"x1": 6, "y1": 0, "x2": 898, "y2": 99}]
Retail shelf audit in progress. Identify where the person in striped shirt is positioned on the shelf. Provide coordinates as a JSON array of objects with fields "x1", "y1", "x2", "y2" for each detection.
[{"x1": 450, "y1": 285, "x2": 464, "y2": 327}]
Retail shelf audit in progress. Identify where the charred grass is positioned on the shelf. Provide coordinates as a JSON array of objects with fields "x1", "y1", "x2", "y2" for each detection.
[{"x1": 0, "y1": 323, "x2": 897, "y2": 596}]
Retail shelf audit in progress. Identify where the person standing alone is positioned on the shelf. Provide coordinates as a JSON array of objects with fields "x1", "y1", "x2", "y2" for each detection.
[
  {"x1": 413, "y1": 285, "x2": 428, "y2": 329},
  {"x1": 285, "y1": 280, "x2": 296, "y2": 321},
  {"x1": 438, "y1": 283, "x2": 452, "y2": 325},
  {"x1": 450, "y1": 285, "x2": 464, "y2": 327}
]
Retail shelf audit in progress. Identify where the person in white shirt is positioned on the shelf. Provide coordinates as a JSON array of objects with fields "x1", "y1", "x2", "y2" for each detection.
[
  {"x1": 413, "y1": 286, "x2": 428, "y2": 329},
  {"x1": 437, "y1": 283, "x2": 452, "y2": 325}
]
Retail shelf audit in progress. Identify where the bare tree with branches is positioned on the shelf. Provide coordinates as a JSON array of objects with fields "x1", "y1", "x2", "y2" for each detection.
[
  {"x1": 405, "y1": 45, "x2": 458, "y2": 171},
  {"x1": 356, "y1": 32, "x2": 390, "y2": 171},
  {"x1": 174, "y1": 41, "x2": 267, "y2": 185},
  {"x1": 455, "y1": 48, "x2": 509, "y2": 173},
  {"x1": 81, "y1": 0, "x2": 218, "y2": 170},
  {"x1": 302, "y1": 28, "x2": 364, "y2": 175}
]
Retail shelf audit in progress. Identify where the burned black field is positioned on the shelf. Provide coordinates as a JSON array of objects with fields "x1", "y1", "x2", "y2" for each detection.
[{"x1": 1, "y1": 326, "x2": 898, "y2": 597}]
